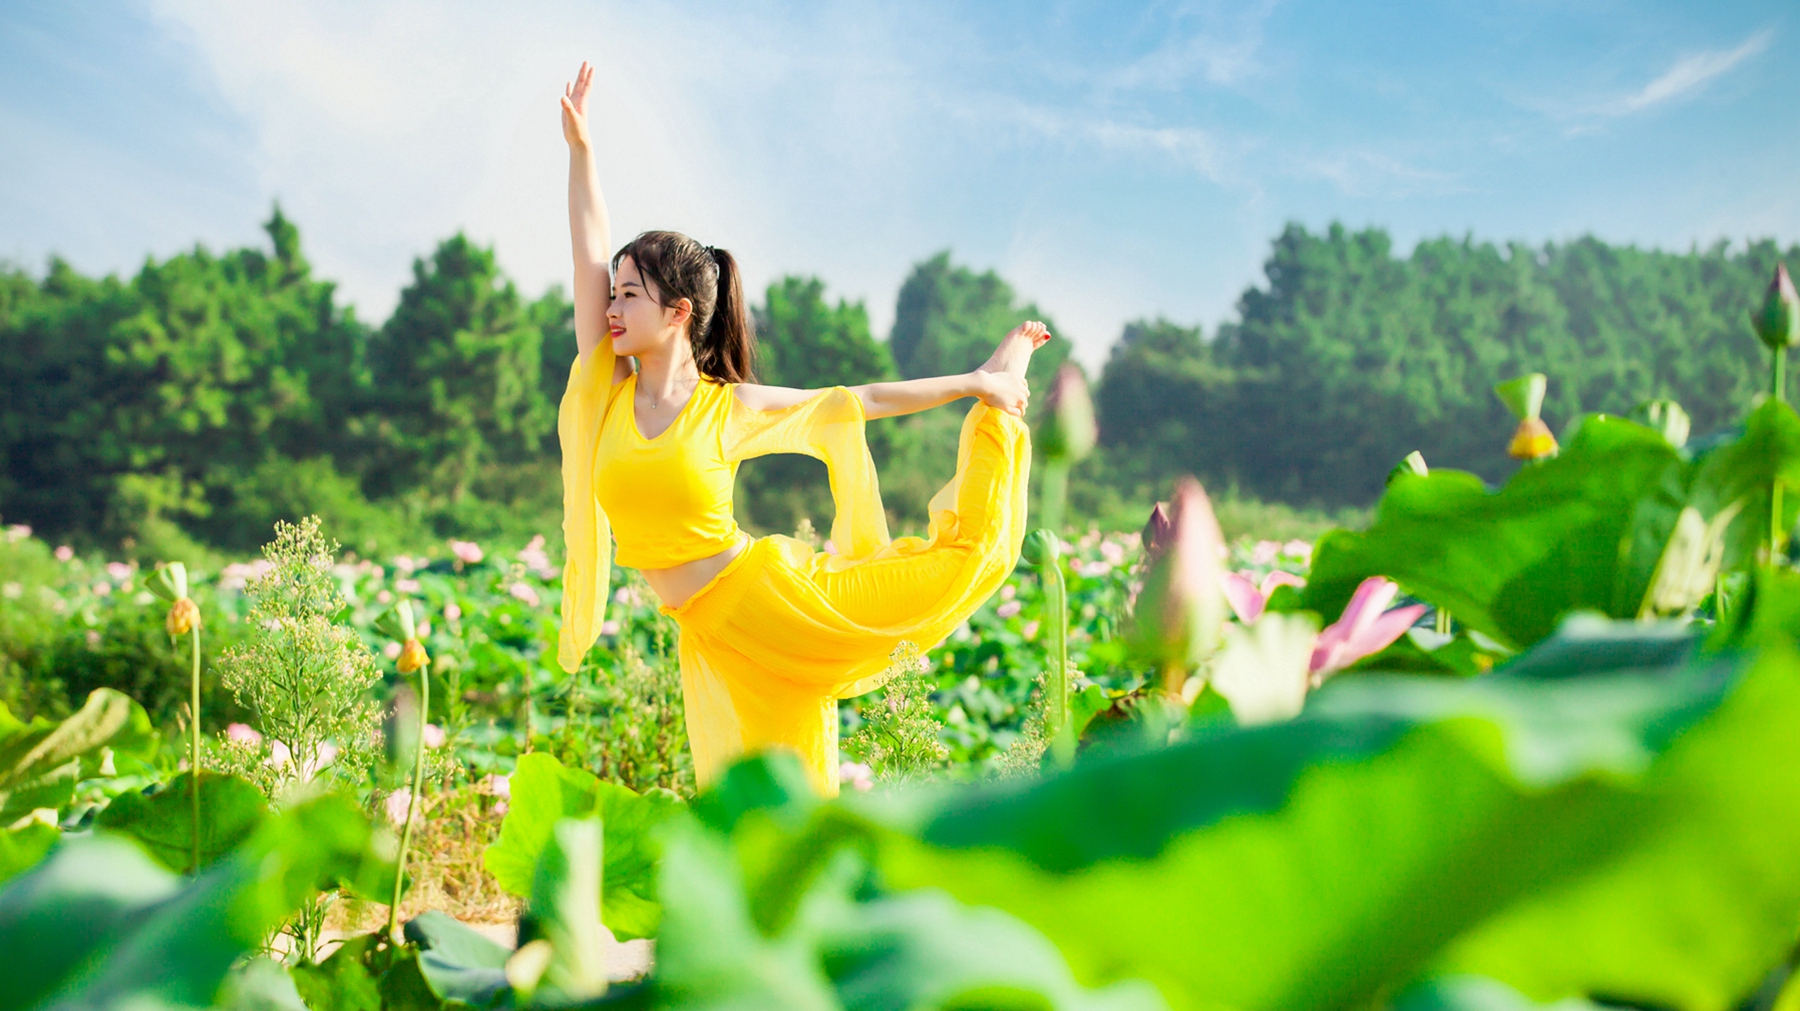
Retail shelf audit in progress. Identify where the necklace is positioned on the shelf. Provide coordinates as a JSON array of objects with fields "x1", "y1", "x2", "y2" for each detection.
[{"x1": 644, "y1": 375, "x2": 696, "y2": 409}]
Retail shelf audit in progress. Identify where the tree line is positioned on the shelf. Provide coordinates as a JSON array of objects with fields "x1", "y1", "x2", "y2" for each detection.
[{"x1": 1, "y1": 210, "x2": 1792, "y2": 558}]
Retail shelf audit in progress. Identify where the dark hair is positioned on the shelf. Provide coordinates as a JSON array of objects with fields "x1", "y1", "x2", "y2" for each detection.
[{"x1": 612, "y1": 230, "x2": 757, "y2": 383}]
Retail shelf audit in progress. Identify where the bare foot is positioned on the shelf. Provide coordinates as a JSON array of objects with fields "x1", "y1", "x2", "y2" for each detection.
[{"x1": 978, "y1": 321, "x2": 1051, "y2": 378}]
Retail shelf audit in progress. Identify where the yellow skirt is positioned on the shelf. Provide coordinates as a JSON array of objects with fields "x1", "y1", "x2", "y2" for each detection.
[{"x1": 663, "y1": 403, "x2": 1031, "y2": 796}]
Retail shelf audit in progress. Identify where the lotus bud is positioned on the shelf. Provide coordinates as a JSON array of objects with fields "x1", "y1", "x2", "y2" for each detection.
[
  {"x1": 1753, "y1": 262, "x2": 1800, "y2": 351},
  {"x1": 1495, "y1": 373, "x2": 1557, "y2": 460},
  {"x1": 397, "y1": 637, "x2": 429, "y2": 674},
  {"x1": 1129, "y1": 477, "x2": 1228, "y2": 692},
  {"x1": 1141, "y1": 501, "x2": 1175, "y2": 563},
  {"x1": 1037, "y1": 363, "x2": 1097, "y2": 464},
  {"x1": 166, "y1": 596, "x2": 201, "y2": 636}
]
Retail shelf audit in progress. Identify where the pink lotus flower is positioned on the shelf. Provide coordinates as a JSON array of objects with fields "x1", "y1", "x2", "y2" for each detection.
[
  {"x1": 55, "y1": 545, "x2": 74, "y2": 562},
  {"x1": 396, "y1": 578, "x2": 421, "y2": 593},
  {"x1": 384, "y1": 641, "x2": 403, "y2": 659},
  {"x1": 839, "y1": 761, "x2": 874, "y2": 792},
  {"x1": 1021, "y1": 619, "x2": 1041, "y2": 640},
  {"x1": 106, "y1": 561, "x2": 133, "y2": 581},
  {"x1": 268, "y1": 740, "x2": 292, "y2": 768},
  {"x1": 1309, "y1": 577, "x2": 1428, "y2": 679},
  {"x1": 600, "y1": 620, "x2": 620, "y2": 636},
  {"x1": 996, "y1": 599, "x2": 1023, "y2": 619},
  {"x1": 386, "y1": 788, "x2": 413, "y2": 826},
  {"x1": 422, "y1": 723, "x2": 446, "y2": 748},
  {"x1": 226, "y1": 723, "x2": 263, "y2": 746},
  {"x1": 444, "y1": 602, "x2": 462, "y2": 622},
  {"x1": 1251, "y1": 540, "x2": 1281, "y2": 566},
  {"x1": 450, "y1": 540, "x2": 484, "y2": 565},
  {"x1": 1221, "y1": 570, "x2": 1308, "y2": 625},
  {"x1": 5, "y1": 524, "x2": 31, "y2": 542},
  {"x1": 483, "y1": 773, "x2": 510, "y2": 799},
  {"x1": 509, "y1": 582, "x2": 541, "y2": 607},
  {"x1": 517, "y1": 535, "x2": 555, "y2": 578}
]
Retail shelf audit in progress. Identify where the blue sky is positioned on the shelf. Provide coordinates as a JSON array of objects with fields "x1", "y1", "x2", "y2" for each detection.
[{"x1": 2, "y1": 1, "x2": 1795, "y2": 367}]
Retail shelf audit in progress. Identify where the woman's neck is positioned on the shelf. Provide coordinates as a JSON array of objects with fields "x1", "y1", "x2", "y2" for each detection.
[{"x1": 635, "y1": 339, "x2": 704, "y2": 402}]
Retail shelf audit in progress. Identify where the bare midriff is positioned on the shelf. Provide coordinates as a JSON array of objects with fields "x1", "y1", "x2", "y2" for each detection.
[{"x1": 639, "y1": 533, "x2": 748, "y2": 610}]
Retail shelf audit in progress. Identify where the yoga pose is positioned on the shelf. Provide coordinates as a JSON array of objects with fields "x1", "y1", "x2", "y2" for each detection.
[{"x1": 555, "y1": 62, "x2": 1046, "y2": 795}]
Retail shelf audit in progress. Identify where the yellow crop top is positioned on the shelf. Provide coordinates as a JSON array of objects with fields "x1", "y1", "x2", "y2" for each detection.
[{"x1": 556, "y1": 344, "x2": 891, "y2": 670}]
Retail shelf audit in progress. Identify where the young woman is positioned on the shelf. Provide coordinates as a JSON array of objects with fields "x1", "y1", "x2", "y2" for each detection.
[{"x1": 555, "y1": 62, "x2": 1047, "y2": 795}]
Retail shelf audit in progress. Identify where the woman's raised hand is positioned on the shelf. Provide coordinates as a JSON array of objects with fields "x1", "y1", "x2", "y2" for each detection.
[{"x1": 561, "y1": 61, "x2": 595, "y2": 148}]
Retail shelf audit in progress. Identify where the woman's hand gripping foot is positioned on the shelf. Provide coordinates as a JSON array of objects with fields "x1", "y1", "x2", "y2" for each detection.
[{"x1": 972, "y1": 320, "x2": 1052, "y2": 416}]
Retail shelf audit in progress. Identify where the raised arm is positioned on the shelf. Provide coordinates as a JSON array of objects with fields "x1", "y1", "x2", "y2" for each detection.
[{"x1": 561, "y1": 63, "x2": 625, "y2": 378}]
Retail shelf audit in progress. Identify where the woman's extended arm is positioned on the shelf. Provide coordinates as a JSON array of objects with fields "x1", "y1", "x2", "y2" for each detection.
[
  {"x1": 733, "y1": 369, "x2": 1030, "y2": 419},
  {"x1": 561, "y1": 63, "x2": 625, "y2": 378}
]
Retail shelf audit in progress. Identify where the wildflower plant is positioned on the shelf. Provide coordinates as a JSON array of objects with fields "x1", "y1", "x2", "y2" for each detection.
[
  {"x1": 844, "y1": 642, "x2": 949, "y2": 785},
  {"x1": 218, "y1": 517, "x2": 379, "y2": 799}
]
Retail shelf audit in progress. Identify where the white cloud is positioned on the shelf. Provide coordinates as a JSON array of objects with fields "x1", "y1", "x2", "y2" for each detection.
[
  {"x1": 1295, "y1": 149, "x2": 1460, "y2": 200},
  {"x1": 1103, "y1": 0, "x2": 1279, "y2": 90},
  {"x1": 1598, "y1": 28, "x2": 1773, "y2": 116}
]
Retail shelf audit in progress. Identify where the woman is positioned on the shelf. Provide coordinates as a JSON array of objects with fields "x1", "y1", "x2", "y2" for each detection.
[{"x1": 555, "y1": 62, "x2": 1047, "y2": 795}]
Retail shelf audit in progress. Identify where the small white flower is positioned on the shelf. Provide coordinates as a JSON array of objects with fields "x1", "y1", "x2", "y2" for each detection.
[{"x1": 839, "y1": 761, "x2": 874, "y2": 792}]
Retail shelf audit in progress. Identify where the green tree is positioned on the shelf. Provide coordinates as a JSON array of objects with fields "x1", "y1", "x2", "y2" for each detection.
[
  {"x1": 889, "y1": 251, "x2": 1070, "y2": 389},
  {"x1": 364, "y1": 235, "x2": 555, "y2": 504},
  {"x1": 0, "y1": 208, "x2": 375, "y2": 555}
]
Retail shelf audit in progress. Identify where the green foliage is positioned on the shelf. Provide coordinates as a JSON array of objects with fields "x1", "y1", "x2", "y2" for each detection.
[
  {"x1": 0, "y1": 792, "x2": 389, "y2": 1011},
  {"x1": 483, "y1": 752, "x2": 684, "y2": 941},
  {"x1": 218, "y1": 517, "x2": 380, "y2": 797},
  {"x1": 869, "y1": 622, "x2": 1800, "y2": 1011},
  {"x1": 0, "y1": 687, "x2": 157, "y2": 824},
  {"x1": 842, "y1": 643, "x2": 951, "y2": 784},
  {"x1": 95, "y1": 772, "x2": 267, "y2": 873},
  {"x1": 654, "y1": 754, "x2": 1165, "y2": 1011},
  {"x1": 1304, "y1": 403, "x2": 1800, "y2": 650}
]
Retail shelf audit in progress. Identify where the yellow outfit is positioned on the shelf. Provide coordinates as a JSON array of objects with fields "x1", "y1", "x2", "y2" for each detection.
[{"x1": 558, "y1": 341, "x2": 1030, "y2": 795}]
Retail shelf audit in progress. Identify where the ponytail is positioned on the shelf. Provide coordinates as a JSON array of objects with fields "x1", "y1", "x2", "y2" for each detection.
[
  {"x1": 612, "y1": 230, "x2": 758, "y2": 384},
  {"x1": 699, "y1": 247, "x2": 756, "y2": 384}
]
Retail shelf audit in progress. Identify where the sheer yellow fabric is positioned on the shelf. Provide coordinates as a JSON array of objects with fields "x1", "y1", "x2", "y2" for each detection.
[
  {"x1": 557, "y1": 345, "x2": 623, "y2": 674},
  {"x1": 558, "y1": 351, "x2": 1031, "y2": 794},
  {"x1": 670, "y1": 403, "x2": 1030, "y2": 794}
]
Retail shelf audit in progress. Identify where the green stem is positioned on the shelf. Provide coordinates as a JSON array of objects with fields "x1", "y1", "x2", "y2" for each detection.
[
  {"x1": 1040, "y1": 462, "x2": 1070, "y2": 536},
  {"x1": 389, "y1": 667, "x2": 429, "y2": 942},
  {"x1": 1041, "y1": 554, "x2": 1073, "y2": 766},
  {"x1": 1434, "y1": 607, "x2": 1451, "y2": 637},
  {"x1": 189, "y1": 625, "x2": 201, "y2": 876},
  {"x1": 1776, "y1": 349, "x2": 1788, "y2": 566}
]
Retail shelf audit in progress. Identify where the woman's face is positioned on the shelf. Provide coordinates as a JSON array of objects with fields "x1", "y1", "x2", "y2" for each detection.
[{"x1": 607, "y1": 255, "x2": 689, "y2": 359}]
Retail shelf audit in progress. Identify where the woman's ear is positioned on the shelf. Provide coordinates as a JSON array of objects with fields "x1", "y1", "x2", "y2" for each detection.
[{"x1": 669, "y1": 297, "x2": 694, "y2": 327}]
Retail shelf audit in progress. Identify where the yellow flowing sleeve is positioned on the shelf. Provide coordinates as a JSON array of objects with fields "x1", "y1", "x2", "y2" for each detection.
[
  {"x1": 557, "y1": 344, "x2": 622, "y2": 673},
  {"x1": 723, "y1": 387, "x2": 890, "y2": 560}
]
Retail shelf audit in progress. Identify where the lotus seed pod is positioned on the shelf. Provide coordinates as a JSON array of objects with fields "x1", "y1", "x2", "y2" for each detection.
[
  {"x1": 165, "y1": 596, "x2": 201, "y2": 636},
  {"x1": 1021, "y1": 529, "x2": 1061, "y2": 567},
  {"x1": 1037, "y1": 364, "x2": 1098, "y2": 464},
  {"x1": 1753, "y1": 262, "x2": 1800, "y2": 351},
  {"x1": 1508, "y1": 417, "x2": 1558, "y2": 460},
  {"x1": 397, "y1": 638, "x2": 429, "y2": 674}
]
